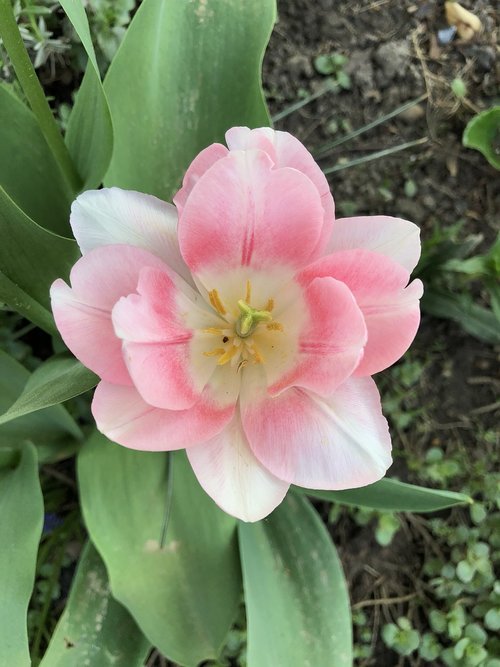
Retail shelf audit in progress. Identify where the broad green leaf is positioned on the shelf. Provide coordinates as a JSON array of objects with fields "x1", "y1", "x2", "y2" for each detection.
[
  {"x1": 0, "y1": 271, "x2": 54, "y2": 334},
  {"x1": 463, "y1": 106, "x2": 500, "y2": 170},
  {"x1": 239, "y1": 493, "x2": 352, "y2": 667},
  {"x1": 0, "y1": 84, "x2": 73, "y2": 234},
  {"x1": 78, "y1": 432, "x2": 241, "y2": 666},
  {"x1": 0, "y1": 443, "x2": 44, "y2": 667},
  {"x1": 422, "y1": 288, "x2": 500, "y2": 345},
  {"x1": 60, "y1": 0, "x2": 113, "y2": 189},
  {"x1": 0, "y1": 355, "x2": 97, "y2": 426},
  {"x1": 104, "y1": 0, "x2": 275, "y2": 200},
  {"x1": 40, "y1": 542, "x2": 150, "y2": 667},
  {"x1": 0, "y1": 185, "x2": 79, "y2": 330},
  {"x1": 0, "y1": 350, "x2": 82, "y2": 462},
  {"x1": 295, "y1": 477, "x2": 472, "y2": 512}
]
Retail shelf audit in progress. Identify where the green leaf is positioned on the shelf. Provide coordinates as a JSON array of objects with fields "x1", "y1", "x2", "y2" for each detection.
[
  {"x1": 78, "y1": 432, "x2": 241, "y2": 666},
  {"x1": 0, "y1": 350, "x2": 81, "y2": 462},
  {"x1": 463, "y1": 106, "x2": 500, "y2": 169},
  {"x1": 239, "y1": 493, "x2": 352, "y2": 667},
  {"x1": 40, "y1": 542, "x2": 150, "y2": 667},
  {"x1": 60, "y1": 1, "x2": 113, "y2": 189},
  {"x1": 0, "y1": 355, "x2": 97, "y2": 426},
  {"x1": 0, "y1": 271, "x2": 54, "y2": 334},
  {"x1": 422, "y1": 288, "x2": 500, "y2": 345},
  {"x1": 0, "y1": 84, "x2": 73, "y2": 235},
  {"x1": 103, "y1": 0, "x2": 275, "y2": 200},
  {"x1": 0, "y1": 443, "x2": 43, "y2": 667},
  {"x1": 295, "y1": 477, "x2": 472, "y2": 512},
  {"x1": 0, "y1": 186, "x2": 79, "y2": 332}
]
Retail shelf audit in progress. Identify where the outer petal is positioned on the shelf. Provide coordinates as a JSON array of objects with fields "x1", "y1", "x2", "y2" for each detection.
[
  {"x1": 226, "y1": 126, "x2": 335, "y2": 249},
  {"x1": 178, "y1": 149, "x2": 324, "y2": 278},
  {"x1": 112, "y1": 266, "x2": 221, "y2": 410},
  {"x1": 70, "y1": 187, "x2": 192, "y2": 283},
  {"x1": 173, "y1": 143, "x2": 228, "y2": 216},
  {"x1": 265, "y1": 276, "x2": 367, "y2": 396},
  {"x1": 50, "y1": 245, "x2": 166, "y2": 384},
  {"x1": 187, "y1": 411, "x2": 289, "y2": 522},
  {"x1": 298, "y1": 249, "x2": 423, "y2": 376},
  {"x1": 241, "y1": 377, "x2": 392, "y2": 489},
  {"x1": 326, "y1": 215, "x2": 421, "y2": 273},
  {"x1": 92, "y1": 381, "x2": 234, "y2": 451}
]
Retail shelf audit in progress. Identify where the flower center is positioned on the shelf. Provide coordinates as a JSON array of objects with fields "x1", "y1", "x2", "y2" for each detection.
[{"x1": 203, "y1": 280, "x2": 284, "y2": 370}]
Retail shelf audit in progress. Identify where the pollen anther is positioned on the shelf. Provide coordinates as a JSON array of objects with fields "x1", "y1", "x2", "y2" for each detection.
[{"x1": 208, "y1": 289, "x2": 226, "y2": 315}]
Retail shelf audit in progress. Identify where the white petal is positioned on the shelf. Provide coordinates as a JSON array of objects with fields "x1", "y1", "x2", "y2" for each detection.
[
  {"x1": 71, "y1": 187, "x2": 192, "y2": 282},
  {"x1": 187, "y1": 411, "x2": 289, "y2": 522},
  {"x1": 327, "y1": 215, "x2": 421, "y2": 273}
]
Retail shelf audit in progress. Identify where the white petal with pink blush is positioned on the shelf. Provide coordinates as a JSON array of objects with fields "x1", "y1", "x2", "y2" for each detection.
[{"x1": 50, "y1": 126, "x2": 423, "y2": 522}]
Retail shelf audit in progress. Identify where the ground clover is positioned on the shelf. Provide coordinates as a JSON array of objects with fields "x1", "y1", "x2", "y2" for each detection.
[{"x1": 51, "y1": 127, "x2": 423, "y2": 521}]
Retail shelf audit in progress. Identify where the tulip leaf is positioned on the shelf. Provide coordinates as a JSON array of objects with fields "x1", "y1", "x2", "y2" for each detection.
[
  {"x1": 0, "y1": 84, "x2": 73, "y2": 235},
  {"x1": 0, "y1": 271, "x2": 55, "y2": 334},
  {"x1": 0, "y1": 350, "x2": 81, "y2": 463},
  {"x1": 462, "y1": 106, "x2": 500, "y2": 170},
  {"x1": 239, "y1": 493, "x2": 352, "y2": 667},
  {"x1": 60, "y1": 0, "x2": 113, "y2": 189},
  {"x1": 0, "y1": 185, "x2": 79, "y2": 331},
  {"x1": 103, "y1": 0, "x2": 275, "y2": 200},
  {"x1": 40, "y1": 542, "x2": 151, "y2": 667},
  {"x1": 78, "y1": 432, "x2": 241, "y2": 666},
  {"x1": 295, "y1": 477, "x2": 473, "y2": 512},
  {"x1": 0, "y1": 355, "x2": 97, "y2": 427},
  {"x1": 0, "y1": 442, "x2": 44, "y2": 667}
]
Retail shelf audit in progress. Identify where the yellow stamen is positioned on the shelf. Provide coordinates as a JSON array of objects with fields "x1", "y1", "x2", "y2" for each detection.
[
  {"x1": 203, "y1": 327, "x2": 226, "y2": 335},
  {"x1": 217, "y1": 345, "x2": 239, "y2": 365},
  {"x1": 203, "y1": 347, "x2": 226, "y2": 358},
  {"x1": 264, "y1": 298, "x2": 274, "y2": 312},
  {"x1": 237, "y1": 359, "x2": 249, "y2": 373},
  {"x1": 250, "y1": 343, "x2": 264, "y2": 364},
  {"x1": 266, "y1": 321, "x2": 284, "y2": 332},
  {"x1": 208, "y1": 289, "x2": 226, "y2": 315},
  {"x1": 245, "y1": 280, "x2": 252, "y2": 303}
]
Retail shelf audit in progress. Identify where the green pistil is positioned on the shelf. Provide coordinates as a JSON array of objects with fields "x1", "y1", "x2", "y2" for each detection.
[{"x1": 235, "y1": 300, "x2": 272, "y2": 338}]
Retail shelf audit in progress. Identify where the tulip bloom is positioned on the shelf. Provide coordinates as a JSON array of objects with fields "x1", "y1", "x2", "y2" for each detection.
[{"x1": 51, "y1": 127, "x2": 423, "y2": 521}]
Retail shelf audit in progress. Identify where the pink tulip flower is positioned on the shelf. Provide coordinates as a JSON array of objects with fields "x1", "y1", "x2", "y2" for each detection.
[{"x1": 51, "y1": 127, "x2": 423, "y2": 522}]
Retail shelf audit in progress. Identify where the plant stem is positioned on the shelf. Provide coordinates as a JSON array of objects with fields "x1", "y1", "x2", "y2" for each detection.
[
  {"x1": 0, "y1": 0, "x2": 81, "y2": 193},
  {"x1": 159, "y1": 452, "x2": 174, "y2": 549},
  {"x1": 314, "y1": 93, "x2": 428, "y2": 157},
  {"x1": 322, "y1": 137, "x2": 428, "y2": 175}
]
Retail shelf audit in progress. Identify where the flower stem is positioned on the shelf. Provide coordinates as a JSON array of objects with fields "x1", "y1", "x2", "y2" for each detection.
[{"x1": 0, "y1": 0, "x2": 81, "y2": 193}]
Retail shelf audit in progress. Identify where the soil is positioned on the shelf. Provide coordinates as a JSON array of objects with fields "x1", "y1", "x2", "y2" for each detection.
[{"x1": 263, "y1": 1, "x2": 499, "y2": 665}]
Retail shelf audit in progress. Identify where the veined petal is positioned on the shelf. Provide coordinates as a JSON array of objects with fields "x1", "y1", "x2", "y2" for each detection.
[
  {"x1": 178, "y1": 149, "x2": 324, "y2": 278},
  {"x1": 298, "y1": 249, "x2": 423, "y2": 376},
  {"x1": 173, "y1": 143, "x2": 228, "y2": 216},
  {"x1": 326, "y1": 215, "x2": 421, "y2": 273},
  {"x1": 187, "y1": 411, "x2": 289, "y2": 522},
  {"x1": 241, "y1": 377, "x2": 392, "y2": 489},
  {"x1": 265, "y1": 276, "x2": 367, "y2": 396},
  {"x1": 225, "y1": 127, "x2": 334, "y2": 251},
  {"x1": 70, "y1": 187, "x2": 192, "y2": 283},
  {"x1": 50, "y1": 245, "x2": 166, "y2": 384},
  {"x1": 112, "y1": 266, "x2": 221, "y2": 410},
  {"x1": 92, "y1": 382, "x2": 234, "y2": 452}
]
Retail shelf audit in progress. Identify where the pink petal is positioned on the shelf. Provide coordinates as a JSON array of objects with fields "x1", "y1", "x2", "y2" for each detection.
[
  {"x1": 266, "y1": 277, "x2": 367, "y2": 396},
  {"x1": 173, "y1": 143, "x2": 228, "y2": 216},
  {"x1": 225, "y1": 127, "x2": 335, "y2": 251},
  {"x1": 241, "y1": 377, "x2": 392, "y2": 489},
  {"x1": 50, "y1": 245, "x2": 166, "y2": 384},
  {"x1": 178, "y1": 149, "x2": 324, "y2": 278},
  {"x1": 327, "y1": 215, "x2": 421, "y2": 273},
  {"x1": 70, "y1": 188, "x2": 192, "y2": 283},
  {"x1": 112, "y1": 266, "x2": 218, "y2": 410},
  {"x1": 298, "y1": 249, "x2": 423, "y2": 376},
  {"x1": 92, "y1": 381, "x2": 234, "y2": 452},
  {"x1": 187, "y1": 411, "x2": 289, "y2": 522}
]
